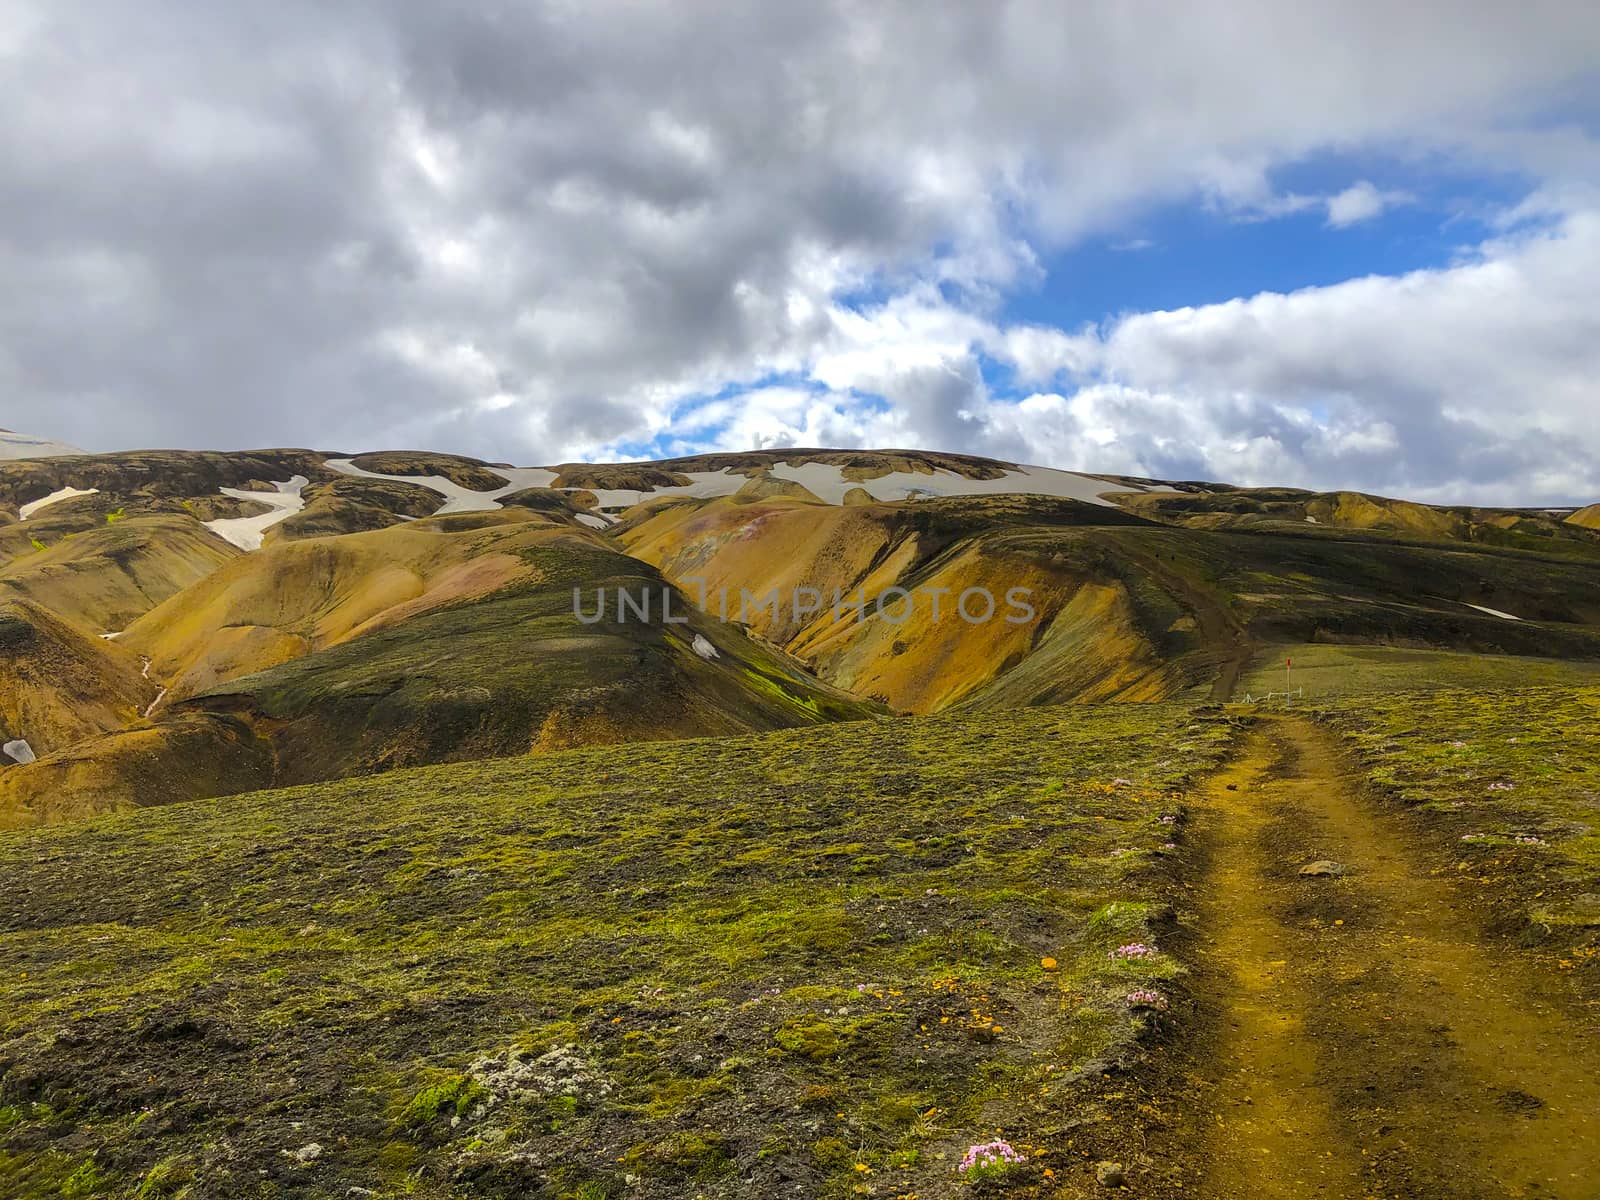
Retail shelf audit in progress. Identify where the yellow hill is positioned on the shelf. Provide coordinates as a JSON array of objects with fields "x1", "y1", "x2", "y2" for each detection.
[
  {"x1": 0, "y1": 515, "x2": 238, "y2": 632},
  {"x1": 122, "y1": 509, "x2": 568, "y2": 701},
  {"x1": 620, "y1": 494, "x2": 1181, "y2": 712},
  {"x1": 0, "y1": 713, "x2": 272, "y2": 829},
  {"x1": 1304, "y1": 492, "x2": 1465, "y2": 537},
  {"x1": 0, "y1": 599, "x2": 158, "y2": 755},
  {"x1": 1569, "y1": 503, "x2": 1600, "y2": 529}
]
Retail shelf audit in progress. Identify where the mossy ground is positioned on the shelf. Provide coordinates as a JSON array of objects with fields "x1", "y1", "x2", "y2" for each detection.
[
  {"x1": 1317, "y1": 686, "x2": 1600, "y2": 981},
  {"x1": 0, "y1": 703, "x2": 1233, "y2": 1199},
  {"x1": 1238, "y1": 642, "x2": 1600, "y2": 699}
]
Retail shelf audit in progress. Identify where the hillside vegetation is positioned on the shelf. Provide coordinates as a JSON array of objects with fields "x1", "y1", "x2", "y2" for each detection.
[
  {"x1": 3, "y1": 444, "x2": 1600, "y2": 1197},
  {"x1": 1319, "y1": 685, "x2": 1600, "y2": 977},
  {"x1": 0, "y1": 702, "x2": 1233, "y2": 1199},
  {"x1": 2, "y1": 445, "x2": 1599, "y2": 826}
]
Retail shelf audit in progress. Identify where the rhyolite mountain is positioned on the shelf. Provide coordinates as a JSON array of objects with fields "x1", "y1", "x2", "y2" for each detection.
[
  {"x1": 3, "y1": 440, "x2": 1599, "y2": 826},
  {"x1": 0, "y1": 427, "x2": 84, "y2": 460}
]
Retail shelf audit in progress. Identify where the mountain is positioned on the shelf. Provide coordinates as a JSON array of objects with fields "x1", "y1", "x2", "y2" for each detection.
[
  {"x1": 2, "y1": 443, "x2": 1599, "y2": 826},
  {"x1": 0, "y1": 428, "x2": 85, "y2": 459}
]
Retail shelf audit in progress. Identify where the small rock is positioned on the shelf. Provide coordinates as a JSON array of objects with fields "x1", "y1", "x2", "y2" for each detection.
[
  {"x1": 286, "y1": 1143, "x2": 322, "y2": 1165},
  {"x1": 1298, "y1": 860, "x2": 1346, "y2": 877},
  {"x1": 2, "y1": 739, "x2": 36, "y2": 765},
  {"x1": 1096, "y1": 1160, "x2": 1127, "y2": 1187}
]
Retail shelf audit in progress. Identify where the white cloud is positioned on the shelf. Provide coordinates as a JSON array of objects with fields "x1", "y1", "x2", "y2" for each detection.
[
  {"x1": 1325, "y1": 180, "x2": 1412, "y2": 227},
  {"x1": 681, "y1": 207, "x2": 1600, "y2": 503},
  {"x1": 971, "y1": 211, "x2": 1600, "y2": 501},
  {"x1": 1, "y1": 2, "x2": 1599, "y2": 501}
]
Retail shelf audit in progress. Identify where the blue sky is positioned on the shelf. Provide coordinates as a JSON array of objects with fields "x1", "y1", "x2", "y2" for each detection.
[{"x1": 1007, "y1": 180, "x2": 1505, "y2": 332}]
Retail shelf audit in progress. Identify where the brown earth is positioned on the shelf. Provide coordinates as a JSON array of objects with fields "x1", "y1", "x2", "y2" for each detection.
[{"x1": 1144, "y1": 717, "x2": 1600, "y2": 1199}]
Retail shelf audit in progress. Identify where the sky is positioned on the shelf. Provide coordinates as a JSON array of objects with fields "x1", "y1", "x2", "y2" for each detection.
[{"x1": 3, "y1": 2, "x2": 1600, "y2": 503}]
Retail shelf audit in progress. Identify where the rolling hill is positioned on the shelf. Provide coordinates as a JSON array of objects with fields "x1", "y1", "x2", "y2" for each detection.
[{"x1": 1, "y1": 441, "x2": 1598, "y2": 825}]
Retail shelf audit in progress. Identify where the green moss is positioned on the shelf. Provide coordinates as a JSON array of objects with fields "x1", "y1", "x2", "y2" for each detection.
[
  {"x1": 0, "y1": 701, "x2": 1236, "y2": 1197},
  {"x1": 133, "y1": 1156, "x2": 192, "y2": 1199},
  {"x1": 1320, "y1": 686, "x2": 1600, "y2": 967},
  {"x1": 739, "y1": 665, "x2": 822, "y2": 715},
  {"x1": 59, "y1": 1159, "x2": 112, "y2": 1197},
  {"x1": 774, "y1": 1017, "x2": 842, "y2": 1060},
  {"x1": 400, "y1": 1074, "x2": 489, "y2": 1129},
  {"x1": 627, "y1": 1131, "x2": 733, "y2": 1180}
]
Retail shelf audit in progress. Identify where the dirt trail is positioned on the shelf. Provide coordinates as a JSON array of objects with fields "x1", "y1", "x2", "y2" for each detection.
[{"x1": 1176, "y1": 716, "x2": 1600, "y2": 1199}]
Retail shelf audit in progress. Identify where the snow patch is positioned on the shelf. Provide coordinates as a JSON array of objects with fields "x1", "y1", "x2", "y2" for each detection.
[
  {"x1": 570, "y1": 469, "x2": 750, "y2": 511},
  {"x1": 2, "y1": 739, "x2": 37, "y2": 765},
  {"x1": 0, "y1": 429, "x2": 84, "y2": 460},
  {"x1": 203, "y1": 476, "x2": 309, "y2": 551},
  {"x1": 766, "y1": 462, "x2": 1166, "y2": 507},
  {"x1": 322, "y1": 457, "x2": 1174, "y2": 518},
  {"x1": 324, "y1": 458, "x2": 558, "y2": 514},
  {"x1": 19, "y1": 486, "x2": 99, "y2": 519},
  {"x1": 1463, "y1": 602, "x2": 1523, "y2": 622},
  {"x1": 575, "y1": 513, "x2": 611, "y2": 530}
]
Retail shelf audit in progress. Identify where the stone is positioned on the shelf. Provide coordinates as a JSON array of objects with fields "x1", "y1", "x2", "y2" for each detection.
[
  {"x1": 1298, "y1": 860, "x2": 1346, "y2": 877},
  {"x1": 1096, "y1": 1160, "x2": 1127, "y2": 1187}
]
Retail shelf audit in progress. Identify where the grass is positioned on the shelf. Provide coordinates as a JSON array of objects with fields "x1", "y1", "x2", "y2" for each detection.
[
  {"x1": 1238, "y1": 643, "x2": 1600, "y2": 700},
  {"x1": 0, "y1": 701, "x2": 1234, "y2": 1198},
  {"x1": 1317, "y1": 686, "x2": 1600, "y2": 973}
]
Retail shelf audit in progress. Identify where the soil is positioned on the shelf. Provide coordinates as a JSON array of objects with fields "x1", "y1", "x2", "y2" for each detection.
[{"x1": 1156, "y1": 716, "x2": 1600, "y2": 1199}]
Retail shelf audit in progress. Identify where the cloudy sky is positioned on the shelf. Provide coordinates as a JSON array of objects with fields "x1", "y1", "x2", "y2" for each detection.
[{"x1": 4, "y1": 2, "x2": 1600, "y2": 502}]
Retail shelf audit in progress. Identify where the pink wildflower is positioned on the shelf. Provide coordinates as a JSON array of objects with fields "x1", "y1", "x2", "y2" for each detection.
[
  {"x1": 1110, "y1": 942, "x2": 1157, "y2": 961},
  {"x1": 959, "y1": 1139, "x2": 1025, "y2": 1174}
]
